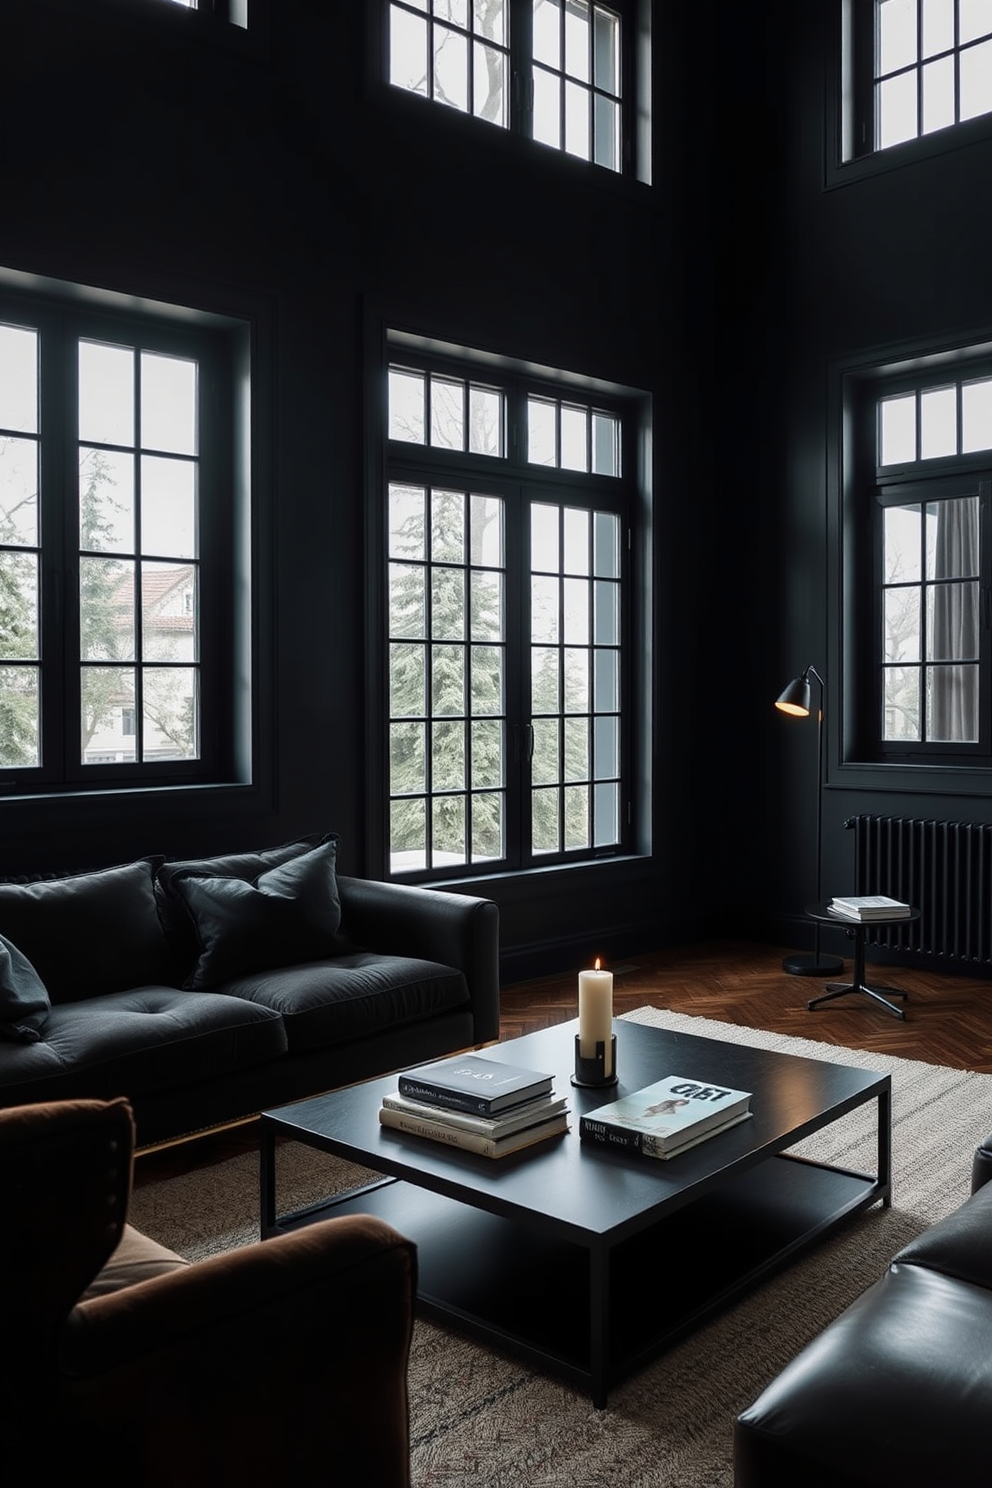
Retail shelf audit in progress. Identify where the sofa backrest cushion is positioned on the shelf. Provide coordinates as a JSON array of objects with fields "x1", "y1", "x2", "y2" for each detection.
[
  {"x1": 0, "y1": 860, "x2": 173, "y2": 1004},
  {"x1": 169, "y1": 837, "x2": 345, "y2": 989},
  {"x1": 0, "y1": 933, "x2": 51, "y2": 1042},
  {"x1": 155, "y1": 833, "x2": 333, "y2": 970}
]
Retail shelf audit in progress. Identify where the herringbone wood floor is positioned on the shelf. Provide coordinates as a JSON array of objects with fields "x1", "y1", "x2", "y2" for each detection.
[{"x1": 136, "y1": 937, "x2": 992, "y2": 1180}]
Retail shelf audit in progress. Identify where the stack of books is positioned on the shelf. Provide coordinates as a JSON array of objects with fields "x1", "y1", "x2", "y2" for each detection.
[
  {"x1": 379, "y1": 1052, "x2": 568, "y2": 1158},
  {"x1": 579, "y1": 1074, "x2": 752, "y2": 1161},
  {"x1": 829, "y1": 894, "x2": 911, "y2": 921}
]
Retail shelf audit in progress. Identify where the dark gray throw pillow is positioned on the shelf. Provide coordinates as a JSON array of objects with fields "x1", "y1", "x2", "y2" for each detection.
[
  {"x1": 0, "y1": 933, "x2": 51, "y2": 1042},
  {"x1": 173, "y1": 838, "x2": 344, "y2": 990}
]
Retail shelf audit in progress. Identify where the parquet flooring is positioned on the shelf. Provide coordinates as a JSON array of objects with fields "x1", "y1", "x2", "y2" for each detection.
[{"x1": 135, "y1": 937, "x2": 992, "y2": 1182}]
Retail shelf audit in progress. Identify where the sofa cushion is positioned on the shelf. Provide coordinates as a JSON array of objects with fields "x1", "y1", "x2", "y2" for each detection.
[
  {"x1": 215, "y1": 951, "x2": 469, "y2": 1053},
  {"x1": 0, "y1": 986, "x2": 287, "y2": 1105},
  {"x1": 0, "y1": 860, "x2": 174, "y2": 1004},
  {"x1": 155, "y1": 833, "x2": 336, "y2": 969},
  {"x1": 170, "y1": 839, "x2": 345, "y2": 990},
  {"x1": 0, "y1": 933, "x2": 51, "y2": 1042}
]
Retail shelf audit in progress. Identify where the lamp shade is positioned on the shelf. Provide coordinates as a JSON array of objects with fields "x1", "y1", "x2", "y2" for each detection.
[{"x1": 776, "y1": 674, "x2": 811, "y2": 717}]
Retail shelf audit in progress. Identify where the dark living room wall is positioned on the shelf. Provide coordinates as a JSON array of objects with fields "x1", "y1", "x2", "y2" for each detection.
[{"x1": 1, "y1": 0, "x2": 746, "y2": 978}]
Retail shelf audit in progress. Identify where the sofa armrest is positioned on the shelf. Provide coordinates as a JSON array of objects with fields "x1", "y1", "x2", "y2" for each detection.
[
  {"x1": 60, "y1": 1215, "x2": 416, "y2": 1487},
  {"x1": 338, "y1": 876, "x2": 500, "y2": 1045},
  {"x1": 972, "y1": 1131, "x2": 992, "y2": 1192}
]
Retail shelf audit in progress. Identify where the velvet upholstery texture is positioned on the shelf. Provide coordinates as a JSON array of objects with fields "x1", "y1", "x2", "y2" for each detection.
[
  {"x1": 0, "y1": 933, "x2": 50, "y2": 1042},
  {"x1": 1, "y1": 1098, "x2": 416, "y2": 1488}
]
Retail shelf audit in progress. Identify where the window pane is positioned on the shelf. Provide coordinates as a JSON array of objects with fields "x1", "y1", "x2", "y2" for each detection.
[
  {"x1": 437, "y1": 0, "x2": 469, "y2": 26},
  {"x1": 532, "y1": 646, "x2": 560, "y2": 712},
  {"x1": 878, "y1": 0, "x2": 918, "y2": 74},
  {"x1": 143, "y1": 666, "x2": 198, "y2": 760},
  {"x1": 533, "y1": 0, "x2": 561, "y2": 67},
  {"x1": 0, "y1": 552, "x2": 37, "y2": 658},
  {"x1": 920, "y1": 385, "x2": 956, "y2": 457},
  {"x1": 433, "y1": 794, "x2": 467, "y2": 864},
  {"x1": 960, "y1": 0, "x2": 992, "y2": 45},
  {"x1": 468, "y1": 385, "x2": 503, "y2": 456},
  {"x1": 532, "y1": 785, "x2": 560, "y2": 852},
  {"x1": 0, "y1": 325, "x2": 37, "y2": 433},
  {"x1": 594, "y1": 578, "x2": 619, "y2": 644},
  {"x1": 390, "y1": 4, "x2": 429, "y2": 94},
  {"x1": 431, "y1": 567, "x2": 465, "y2": 640},
  {"x1": 82, "y1": 665, "x2": 135, "y2": 763},
  {"x1": 962, "y1": 378, "x2": 992, "y2": 450},
  {"x1": 880, "y1": 393, "x2": 916, "y2": 463},
  {"x1": 594, "y1": 7, "x2": 619, "y2": 91},
  {"x1": 475, "y1": 0, "x2": 505, "y2": 46},
  {"x1": 594, "y1": 646, "x2": 618, "y2": 710},
  {"x1": 563, "y1": 577, "x2": 589, "y2": 643},
  {"x1": 390, "y1": 642, "x2": 426, "y2": 716},
  {"x1": 81, "y1": 556, "x2": 133, "y2": 660},
  {"x1": 531, "y1": 574, "x2": 559, "y2": 642},
  {"x1": 79, "y1": 341, "x2": 134, "y2": 448},
  {"x1": 563, "y1": 646, "x2": 589, "y2": 710},
  {"x1": 594, "y1": 713, "x2": 618, "y2": 777},
  {"x1": 80, "y1": 449, "x2": 133, "y2": 554},
  {"x1": 141, "y1": 455, "x2": 196, "y2": 559},
  {"x1": 927, "y1": 662, "x2": 980, "y2": 740},
  {"x1": 594, "y1": 511, "x2": 620, "y2": 577},
  {"x1": 390, "y1": 562, "x2": 426, "y2": 637},
  {"x1": 470, "y1": 493, "x2": 503, "y2": 565},
  {"x1": 594, "y1": 780, "x2": 619, "y2": 847},
  {"x1": 432, "y1": 643, "x2": 465, "y2": 713},
  {"x1": 470, "y1": 643, "x2": 503, "y2": 713},
  {"x1": 922, "y1": 54, "x2": 955, "y2": 133},
  {"x1": 471, "y1": 791, "x2": 503, "y2": 861},
  {"x1": 561, "y1": 404, "x2": 587, "y2": 470},
  {"x1": 432, "y1": 719, "x2": 466, "y2": 789},
  {"x1": 927, "y1": 581, "x2": 979, "y2": 658},
  {"x1": 389, "y1": 368, "x2": 426, "y2": 443},
  {"x1": 434, "y1": 24, "x2": 469, "y2": 110},
  {"x1": 885, "y1": 586, "x2": 920, "y2": 662},
  {"x1": 960, "y1": 36, "x2": 992, "y2": 120},
  {"x1": 474, "y1": 42, "x2": 507, "y2": 125},
  {"x1": 470, "y1": 570, "x2": 503, "y2": 640},
  {"x1": 533, "y1": 67, "x2": 561, "y2": 147},
  {"x1": 528, "y1": 398, "x2": 557, "y2": 465},
  {"x1": 142, "y1": 561, "x2": 197, "y2": 662},
  {"x1": 926, "y1": 496, "x2": 979, "y2": 578},
  {"x1": 531, "y1": 716, "x2": 559, "y2": 783},
  {"x1": 141, "y1": 352, "x2": 197, "y2": 456},
  {"x1": 565, "y1": 0, "x2": 590, "y2": 81},
  {"x1": 884, "y1": 503, "x2": 922, "y2": 583},
  {"x1": 431, "y1": 487, "x2": 465, "y2": 563},
  {"x1": 431, "y1": 377, "x2": 465, "y2": 450},
  {"x1": 1, "y1": 437, "x2": 39, "y2": 545},
  {"x1": 389, "y1": 482, "x2": 426, "y2": 560},
  {"x1": 563, "y1": 715, "x2": 588, "y2": 778},
  {"x1": 565, "y1": 78, "x2": 591, "y2": 158},
  {"x1": 922, "y1": 0, "x2": 954, "y2": 57},
  {"x1": 471, "y1": 717, "x2": 503, "y2": 787},
  {"x1": 593, "y1": 93, "x2": 619, "y2": 170},
  {"x1": 391, "y1": 720, "x2": 426, "y2": 794},
  {"x1": 564, "y1": 783, "x2": 589, "y2": 848},
  {"x1": 531, "y1": 501, "x2": 559, "y2": 567},
  {"x1": 0, "y1": 665, "x2": 38, "y2": 766},
  {"x1": 564, "y1": 507, "x2": 589, "y2": 573},
  {"x1": 883, "y1": 665, "x2": 921, "y2": 740},
  {"x1": 878, "y1": 69, "x2": 919, "y2": 147},
  {"x1": 391, "y1": 797, "x2": 427, "y2": 873}
]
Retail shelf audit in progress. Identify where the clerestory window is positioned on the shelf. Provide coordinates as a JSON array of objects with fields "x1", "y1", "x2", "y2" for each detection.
[
  {"x1": 386, "y1": 0, "x2": 640, "y2": 177},
  {"x1": 383, "y1": 340, "x2": 642, "y2": 880}
]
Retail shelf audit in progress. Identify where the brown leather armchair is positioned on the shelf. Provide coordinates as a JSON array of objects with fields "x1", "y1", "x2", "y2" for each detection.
[{"x1": 2, "y1": 1098, "x2": 416, "y2": 1487}]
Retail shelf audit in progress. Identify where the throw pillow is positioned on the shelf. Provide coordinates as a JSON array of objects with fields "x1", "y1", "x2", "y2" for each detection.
[
  {"x1": 0, "y1": 858, "x2": 172, "y2": 1004},
  {"x1": 0, "y1": 934, "x2": 50, "y2": 1043},
  {"x1": 172, "y1": 838, "x2": 344, "y2": 990}
]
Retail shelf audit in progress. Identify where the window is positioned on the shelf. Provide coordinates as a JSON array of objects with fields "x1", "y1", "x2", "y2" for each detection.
[
  {"x1": 387, "y1": 0, "x2": 635, "y2": 176},
  {"x1": 0, "y1": 293, "x2": 241, "y2": 791},
  {"x1": 847, "y1": 0, "x2": 992, "y2": 157},
  {"x1": 854, "y1": 363, "x2": 992, "y2": 760},
  {"x1": 384, "y1": 344, "x2": 638, "y2": 879}
]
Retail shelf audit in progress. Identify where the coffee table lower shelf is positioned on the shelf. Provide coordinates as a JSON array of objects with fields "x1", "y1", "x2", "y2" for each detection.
[{"x1": 267, "y1": 1151, "x2": 881, "y2": 1407}]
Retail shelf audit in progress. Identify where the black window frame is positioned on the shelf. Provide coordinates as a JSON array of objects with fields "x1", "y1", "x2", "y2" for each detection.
[
  {"x1": 376, "y1": 0, "x2": 649, "y2": 184},
  {"x1": 0, "y1": 287, "x2": 245, "y2": 797},
  {"x1": 373, "y1": 328, "x2": 649, "y2": 886}
]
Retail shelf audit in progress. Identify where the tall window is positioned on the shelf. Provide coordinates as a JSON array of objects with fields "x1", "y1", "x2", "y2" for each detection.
[
  {"x1": 0, "y1": 296, "x2": 238, "y2": 790},
  {"x1": 849, "y1": 0, "x2": 992, "y2": 155},
  {"x1": 387, "y1": 0, "x2": 632, "y2": 176},
  {"x1": 858, "y1": 366, "x2": 992, "y2": 758},
  {"x1": 384, "y1": 347, "x2": 635, "y2": 878}
]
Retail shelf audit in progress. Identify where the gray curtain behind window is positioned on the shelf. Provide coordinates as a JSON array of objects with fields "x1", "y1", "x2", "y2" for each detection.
[{"x1": 931, "y1": 496, "x2": 980, "y2": 742}]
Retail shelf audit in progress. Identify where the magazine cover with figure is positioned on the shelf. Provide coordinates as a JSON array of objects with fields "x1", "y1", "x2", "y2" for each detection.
[{"x1": 579, "y1": 1074, "x2": 752, "y2": 1158}]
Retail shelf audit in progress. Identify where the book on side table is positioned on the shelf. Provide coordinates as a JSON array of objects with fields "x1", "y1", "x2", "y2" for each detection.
[
  {"x1": 580, "y1": 1074, "x2": 752, "y2": 1160},
  {"x1": 829, "y1": 895, "x2": 911, "y2": 921}
]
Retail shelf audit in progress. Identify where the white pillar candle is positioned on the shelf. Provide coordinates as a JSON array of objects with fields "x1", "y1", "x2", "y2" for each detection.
[{"x1": 578, "y1": 959, "x2": 614, "y2": 1074}]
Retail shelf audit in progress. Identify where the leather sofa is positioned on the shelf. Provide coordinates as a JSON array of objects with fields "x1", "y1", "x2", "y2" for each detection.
[
  {"x1": 734, "y1": 1133, "x2": 992, "y2": 1487},
  {"x1": 2, "y1": 1095, "x2": 417, "y2": 1487},
  {"x1": 0, "y1": 833, "x2": 499, "y2": 1147}
]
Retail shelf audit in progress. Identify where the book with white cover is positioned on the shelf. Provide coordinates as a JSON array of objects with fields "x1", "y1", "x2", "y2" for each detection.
[
  {"x1": 378, "y1": 1104, "x2": 569, "y2": 1158},
  {"x1": 579, "y1": 1074, "x2": 752, "y2": 1158},
  {"x1": 830, "y1": 894, "x2": 911, "y2": 921},
  {"x1": 380, "y1": 1090, "x2": 569, "y2": 1138}
]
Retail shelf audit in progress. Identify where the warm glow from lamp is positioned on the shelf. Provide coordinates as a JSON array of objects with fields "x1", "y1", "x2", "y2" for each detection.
[{"x1": 776, "y1": 699, "x2": 809, "y2": 717}]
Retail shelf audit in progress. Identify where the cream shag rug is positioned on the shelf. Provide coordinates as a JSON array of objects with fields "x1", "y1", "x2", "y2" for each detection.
[{"x1": 129, "y1": 1009, "x2": 992, "y2": 1488}]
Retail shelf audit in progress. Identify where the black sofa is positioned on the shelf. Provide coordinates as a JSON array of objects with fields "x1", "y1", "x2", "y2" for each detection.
[
  {"x1": 734, "y1": 1132, "x2": 992, "y2": 1487},
  {"x1": 0, "y1": 834, "x2": 499, "y2": 1147}
]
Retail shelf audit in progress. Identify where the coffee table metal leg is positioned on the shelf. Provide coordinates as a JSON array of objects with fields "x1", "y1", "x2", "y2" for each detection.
[
  {"x1": 259, "y1": 1120, "x2": 277, "y2": 1238},
  {"x1": 589, "y1": 1245, "x2": 611, "y2": 1409}
]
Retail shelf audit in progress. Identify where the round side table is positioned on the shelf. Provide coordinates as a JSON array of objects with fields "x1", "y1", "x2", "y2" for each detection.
[{"x1": 803, "y1": 902, "x2": 921, "y2": 1020}]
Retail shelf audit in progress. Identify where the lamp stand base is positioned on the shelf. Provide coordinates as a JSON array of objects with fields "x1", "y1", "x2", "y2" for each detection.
[{"x1": 783, "y1": 952, "x2": 845, "y2": 977}]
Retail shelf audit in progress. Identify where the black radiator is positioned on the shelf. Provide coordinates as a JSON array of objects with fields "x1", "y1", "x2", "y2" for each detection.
[{"x1": 846, "y1": 814, "x2": 992, "y2": 965}]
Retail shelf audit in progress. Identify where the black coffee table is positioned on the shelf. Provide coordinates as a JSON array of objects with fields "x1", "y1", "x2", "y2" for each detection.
[{"x1": 260, "y1": 1018, "x2": 891, "y2": 1407}]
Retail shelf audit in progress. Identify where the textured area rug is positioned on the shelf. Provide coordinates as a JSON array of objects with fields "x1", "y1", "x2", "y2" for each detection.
[{"x1": 129, "y1": 1010, "x2": 992, "y2": 1488}]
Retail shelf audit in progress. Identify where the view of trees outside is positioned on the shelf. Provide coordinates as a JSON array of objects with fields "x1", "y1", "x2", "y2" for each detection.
[
  {"x1": 388, "y1": 1, "x2": 622, "y2": 170},
  {"x1": 0, "y1": 324, "x2": 199, "y2": 771},
  {"x1": 875, "y1": 0, "x2": 992, "y2": 152}
]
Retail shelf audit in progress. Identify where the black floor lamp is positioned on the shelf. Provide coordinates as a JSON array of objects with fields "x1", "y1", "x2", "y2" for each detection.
[{"x1": 775, "y1": 664, "x2": 844, "y2": 977}]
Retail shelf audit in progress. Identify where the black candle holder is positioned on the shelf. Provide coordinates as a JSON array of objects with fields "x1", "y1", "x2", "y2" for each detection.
[{"x1": 571, "y1": 1033, "x2": 618, "y2": 1089}]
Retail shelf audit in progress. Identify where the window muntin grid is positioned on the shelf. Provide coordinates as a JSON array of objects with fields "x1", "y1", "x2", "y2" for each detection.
[
  {"x1": 875, "y1": 0, "x2": 992, "y2": 150},
  {"x1": 879, "y1": 373, "x2": 992, "y2": 463},
  {"x1": 532, "y1": 0, "x2": 622, "y2": 169},
  {"x1": 389, "y1": 1, "x2": 511, "y2": 127},
  {"x1": 0, "y1": 324, "x2": 41, "y2": 767},
  {"x1": 389, "y1": 366, "x2": 506, "y2": 456}
]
